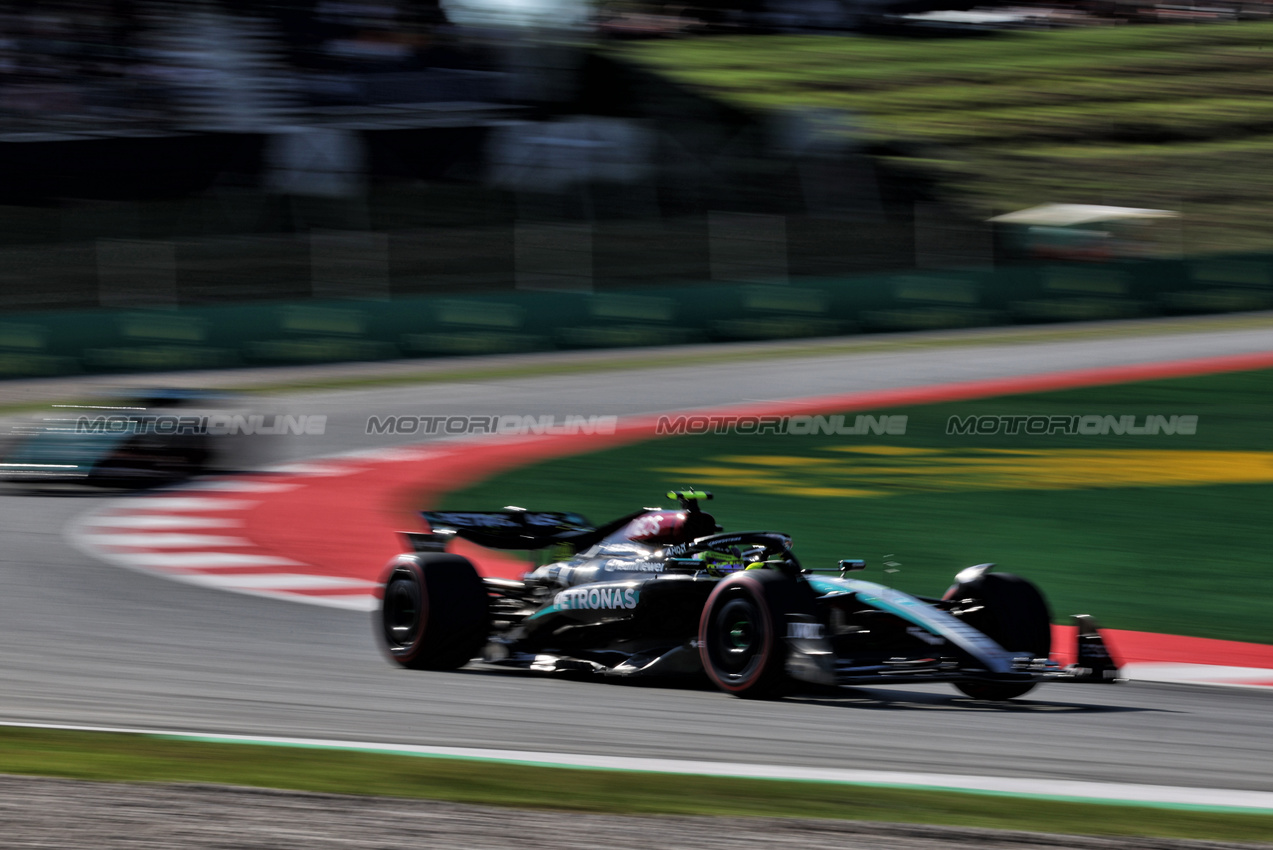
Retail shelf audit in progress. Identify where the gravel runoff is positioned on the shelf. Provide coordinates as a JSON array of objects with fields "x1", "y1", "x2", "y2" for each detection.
[{"x1": 1, "y1": 775, "x2": 1265, "y2": 850}]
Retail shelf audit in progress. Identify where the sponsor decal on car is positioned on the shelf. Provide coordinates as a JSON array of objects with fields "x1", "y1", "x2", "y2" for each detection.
[
  {"x1": 555, "y1": 585, "x2": 639, "y2": 610},
  {"x1": 787, "y1": 621, "x2": 825, "y2": 640},
  {"x1": 630, "y1": 515, "x2": 659, "y2": 537},
  {"x1": 599, "y1": 541, "x2": 650, "y2": 556},
  {"x1": 603, "y1": 559, "x2": 664, "y2": 573},
  {"x1": 427, "y1": 510, "x2": 588, "y2": 530},
  {"x1": 429, "y1": 512, "x2": 519, "y2": 528}
]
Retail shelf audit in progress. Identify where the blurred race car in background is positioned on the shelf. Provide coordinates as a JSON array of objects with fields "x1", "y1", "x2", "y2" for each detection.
[
  {"x1": 378, "y1": 490, "x2": 1120, "y2": 699},
  {"x1": 0, "y1": 388, "x2": 245, "y2": 487}
]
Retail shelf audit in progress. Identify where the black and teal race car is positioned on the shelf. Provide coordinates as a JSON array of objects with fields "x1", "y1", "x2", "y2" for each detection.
[
  {"x1": 1, "y1": 389, "x2": 224, "y2": 487},
  {"x1": 377, "y1": 490, "x2": 1119, "y2": 699}
]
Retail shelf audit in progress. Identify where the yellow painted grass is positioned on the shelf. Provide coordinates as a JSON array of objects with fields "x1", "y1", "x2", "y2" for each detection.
[{"x1": 662, "y1": 448, "x2": 1273, "y2": 498}]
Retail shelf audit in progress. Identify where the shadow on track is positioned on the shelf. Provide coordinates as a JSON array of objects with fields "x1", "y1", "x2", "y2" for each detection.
[
  {"x1": 784, "y1": 685, "x2": 1151, "y2": 714},
  {"x1": 450, "y1": 665, "x2": 1149, "y2": 713}
]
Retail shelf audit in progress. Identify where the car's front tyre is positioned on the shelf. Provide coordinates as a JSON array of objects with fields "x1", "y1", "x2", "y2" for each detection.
[{"x1": 948, "y1": 571, "x2": 1052, "y2": 701}]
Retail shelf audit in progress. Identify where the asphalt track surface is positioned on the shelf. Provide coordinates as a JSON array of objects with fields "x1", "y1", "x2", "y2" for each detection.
[{"x1": 3, "y1": 322, "x2": 1273, "y2": 796}]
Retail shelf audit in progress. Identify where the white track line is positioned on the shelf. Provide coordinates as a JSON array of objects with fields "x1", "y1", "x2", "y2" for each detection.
[
  {"x1": 295, "y1": 594, "x2": 378, "y2": 611},
  {"x1": 111, "y1": 497, "x2": 256, "y2": 511},
  {"x1": 116, "y1": 553, "x2": 301, "y2": 569},
  {"x1": 330, "y1": 447, "x2": 442, "y2": 462},
  {"x1": 79, "y1": 533, "x2": 253, "y2": 548},
  {"x1": 2, "y1": 721, "x2": 1271, "y2": 813},
  {"x1": 259, "y1": 463, "x2": 358, "y2": 476},
  {"x1": 179, "y1": 480, "x2": 300, "y2": 493},
  {"x1": 83, "y1": 515, "x2": 241, "y2": 529},
  {"x1": 180, "y1": 573, "x2": 377, "y2": 590},
  {"x1": 189, "y1": 588, "x2": 376, "y2": 610},
  {"x1": 1123, "y1": 663, "x2": 1273, "y2": 688}
]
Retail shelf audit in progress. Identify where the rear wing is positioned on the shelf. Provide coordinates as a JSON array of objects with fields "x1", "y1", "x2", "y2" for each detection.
[{"x1": 419, "y1": 510, "x2": 597, "y2": 551}]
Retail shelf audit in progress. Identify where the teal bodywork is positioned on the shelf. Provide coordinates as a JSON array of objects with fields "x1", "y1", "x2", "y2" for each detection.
[
  {"x1": 807, "y1": 574, "x2": 1018, "y2": 674},
  {"x1": 2, "y1": 428, "x2": 132, "y2": 477}
]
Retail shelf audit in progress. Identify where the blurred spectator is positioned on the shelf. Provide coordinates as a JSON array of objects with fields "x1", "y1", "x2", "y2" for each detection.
[
  {"x1": 270, "y1": 0, "x2": 450, "y2": 72},
  {"x1": 0, "y1": 0, "x2": 176, "y2": 127}
]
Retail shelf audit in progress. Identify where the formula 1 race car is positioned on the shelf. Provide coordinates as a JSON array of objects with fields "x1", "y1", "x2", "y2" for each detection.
[
  {"x1": 1, "y1": 389, "x2": 257, "y2": 488},
  {"x1": 377, "y1": 491, "x2": 1120, "y2": 699}
]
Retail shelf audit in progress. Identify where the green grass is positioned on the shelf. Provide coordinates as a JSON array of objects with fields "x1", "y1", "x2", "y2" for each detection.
[
  {"x1": 446, "y1": 368, "x2": 1273, "y2": 644},
  {"x1": 620, "y1": 23, "x2": 1273, "y2": 254},
  {"x1": 2, "y1": 726, "x2": 1272, "y2": 841}
]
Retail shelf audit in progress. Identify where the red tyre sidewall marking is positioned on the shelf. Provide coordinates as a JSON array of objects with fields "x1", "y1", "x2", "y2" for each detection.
[{"x1": 700, "y1": 575, "x2": 774, "y2": 693}]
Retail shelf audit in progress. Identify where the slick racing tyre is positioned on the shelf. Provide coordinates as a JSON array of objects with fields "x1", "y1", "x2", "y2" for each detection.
[
  {"x1": 698, "y1": 570, "x2": 817, "y2": 699},
  {"x1": 949, "y1": 571, "x2": 1052, "y2": 701},
  {"x1": 378, "y1": 554, "x2": 489, "y2": 670}
]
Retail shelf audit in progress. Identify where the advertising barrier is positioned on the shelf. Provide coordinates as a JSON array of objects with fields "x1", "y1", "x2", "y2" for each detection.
[{"x1": 1, "y1": 255, "x2": 1269, "y2": 378}]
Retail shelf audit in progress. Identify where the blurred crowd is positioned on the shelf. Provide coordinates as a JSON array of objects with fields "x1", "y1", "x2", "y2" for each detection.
[
  {"x1": 270, "y1": 0, "x2": 450, "y2": 70},
  {"x1": 0, "y1": 0, "x2": 463, "y2": 131},
  {"x1": 0, "y1": 1, "x2": 163, "y2": 125},
  {"x1": 2, "y1": 0, "x2": 1270, "y2": 132}
]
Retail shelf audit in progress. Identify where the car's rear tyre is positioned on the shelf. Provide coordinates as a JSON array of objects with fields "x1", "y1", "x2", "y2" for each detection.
[
  {"x1": 378, "y1": 554, "x2": 489, "y2": 670},
  {"x1": 698, "y1": 570, "x2": 815, "y2": 699},
  {"x1": 949, "y1": 571, "x2": 1052, "y2": 701}
]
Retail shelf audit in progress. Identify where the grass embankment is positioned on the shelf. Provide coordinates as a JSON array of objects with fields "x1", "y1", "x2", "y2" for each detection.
[
  {"x1": 3, "y1": 727, "x2": 1272, "y2": 841},
  {"x1": 622, "y1": 24, "x2": 1273, "y2": 254},
  {"x1": 449, "y1": 368, "x2": 1273, "y2": 644}
]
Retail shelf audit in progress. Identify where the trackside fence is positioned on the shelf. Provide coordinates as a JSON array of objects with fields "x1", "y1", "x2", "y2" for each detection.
[{"x1": 3, "y1": 255, "x2": 1271, "y2": 379}]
